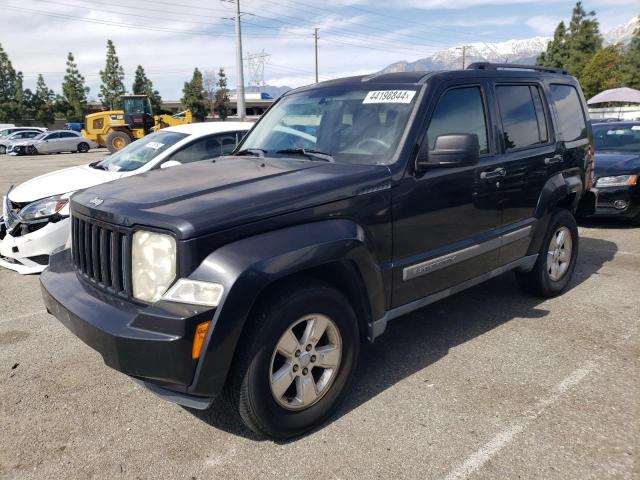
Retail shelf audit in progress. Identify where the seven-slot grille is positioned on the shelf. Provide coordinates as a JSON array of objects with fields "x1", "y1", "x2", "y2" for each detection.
[{"x1": 71, "y1": 215, "x2": 132, "y2": 296}]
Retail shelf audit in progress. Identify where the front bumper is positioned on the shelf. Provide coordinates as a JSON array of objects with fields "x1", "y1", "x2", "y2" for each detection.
[
  {"x1": 0, "y1": 217, "x2": 70, "y2": 274},
  {"x1": 40, "y1": 249, "x2": 218, "y2": 405},
  {"x1": 591, "y1": 184, "x2": 640, "y2": 219}
]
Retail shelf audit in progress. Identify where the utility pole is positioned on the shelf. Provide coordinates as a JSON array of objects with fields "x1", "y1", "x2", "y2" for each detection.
[
  {"x1": 235, "y1": 0, "x2": 246, "y2": 120},
  {"x1": 460, "y1": 45, "x2": 472, "y2": 70},
  {"x1": 314, "y1": 28, "x2": 319, "y2": 83}
]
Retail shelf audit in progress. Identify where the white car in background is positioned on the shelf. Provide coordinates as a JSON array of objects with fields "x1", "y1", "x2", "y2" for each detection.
[{"x1": 0, "y1": 122, "x2": 252, "y2": 274}]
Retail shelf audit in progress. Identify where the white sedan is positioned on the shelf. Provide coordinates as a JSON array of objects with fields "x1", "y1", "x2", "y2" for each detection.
[{"x1": 0, "y1": 121, "x2": 252, "y2": 274}]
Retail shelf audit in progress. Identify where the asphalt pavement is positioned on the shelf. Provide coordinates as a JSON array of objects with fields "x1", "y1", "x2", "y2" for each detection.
[{"x1": 0, "y1": 152, "x2": 638, "y2": 479}]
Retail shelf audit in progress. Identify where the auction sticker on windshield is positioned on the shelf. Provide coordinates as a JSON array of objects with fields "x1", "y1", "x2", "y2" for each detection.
[
  {"x1": 363, "y1": 90, "x2": 416, "y2": 104},
  {"x1": 145, "y1": 142, "x2": 164, "y2": 150}
]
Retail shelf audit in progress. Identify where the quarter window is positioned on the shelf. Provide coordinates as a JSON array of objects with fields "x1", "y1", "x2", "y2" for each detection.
[
  {"x1": 496, "y1": 85, "x2": 547, "y2": 150},
  {"x1": 549, "y1": 84, "x2": 587, "y2": 142},
  {"x1": 427, "y1": 86, "x2": 488, "y2": 154}
]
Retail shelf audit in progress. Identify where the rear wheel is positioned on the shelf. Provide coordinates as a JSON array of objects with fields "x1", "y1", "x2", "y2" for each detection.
[
  {"x1": 516, "y1": 209, "x2": 579, "y2": 297},
  {"x1": 105, "y1": 131, "x2": 131, "y2": 153},
  {"x1": 77, "y1": 142, "x2": 90, "y2": 153},
  {"x1": 0, "y1": 146, "x2": 6, "y2": 154},
  {"x1": 224, "y1": 279, "x2": 359, "y2": 439},
  {"x1": 26, "y1": 145, "x2": 38, "y2": 155}
]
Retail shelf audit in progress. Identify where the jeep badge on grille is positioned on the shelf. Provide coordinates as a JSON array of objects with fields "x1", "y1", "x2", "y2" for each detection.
[{"x1": 89, "y1": 197, "x2": 104, "y2": 207}]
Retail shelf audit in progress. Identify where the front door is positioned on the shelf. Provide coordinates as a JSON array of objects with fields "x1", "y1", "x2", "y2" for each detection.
[
  {"x1": 391, "y1": 84, "x2": 503, "y2": 307},
  {"x1": 38, "y1": 132, "x2": 60, "y2": 153}
]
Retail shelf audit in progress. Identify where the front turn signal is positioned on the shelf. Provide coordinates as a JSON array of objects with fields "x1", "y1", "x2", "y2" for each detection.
[{"x1": 192, "y1": 321, "x2": 212, "y2": 360}]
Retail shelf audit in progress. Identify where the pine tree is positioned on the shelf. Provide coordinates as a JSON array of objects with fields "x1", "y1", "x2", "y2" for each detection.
[
  {"x1": 214, "y1": 67, "x2": 231, "y2": 121},
  {"x1": 537, "y1": 22, "x2": 569, "y2": 68},
  {"x1": 564, "y1": 1, "x2": 602, "y2": 76},
  {"x1": 579, "y1": 45, "x2": 625, "y2": 98},
  {"x1": 0, "y1": 43, "x2": 19, "y2": 122},
  {"x1": 621, "y1": 25, "x2": 640, "y2": 89},
  {"x1": 132, "y1": 65, "x2": 163, "y2": 113},
  {"x1": 181, "y1": 67, "x2": 207, "y2": 121},
  {"x1": 33, "y1": 74, "x2": 56, "y2": 126},
  {"x1": 99, "y1": 40, "x2": 125, "y2": 110},
  {"x1": 60, "y1": 52, "x2": 89, "y2": 122}
]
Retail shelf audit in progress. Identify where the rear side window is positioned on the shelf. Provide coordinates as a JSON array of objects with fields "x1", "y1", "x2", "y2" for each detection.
[
  {"x1": 60, "y1": 132, "x2": 78, "y2": 138},
  {"x1": 549, "y1": 84, "x2": 587, "y2": 142},
  {"x1": 427, "y1": 86, "x2": 488, "y2": 154},
  {"x1": 496, "y1": 85, "x2": 548, "y2": 150}
]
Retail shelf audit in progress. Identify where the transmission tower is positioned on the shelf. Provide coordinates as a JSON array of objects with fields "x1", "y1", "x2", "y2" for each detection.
[{"x1": 245, "y1": 50, "x2": 271, "y2": 92}]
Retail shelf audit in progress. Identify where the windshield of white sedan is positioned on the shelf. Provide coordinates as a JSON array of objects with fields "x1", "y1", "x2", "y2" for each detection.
[
  {"x1": 239, "y1": 87, "x2": 419, "y2": 165},
  {"x1": 95, "y1": 131, "x2": 188, "y2": 172},
  {"x1": 593, "y1": 124, "x2": 640, "y2": 152}
]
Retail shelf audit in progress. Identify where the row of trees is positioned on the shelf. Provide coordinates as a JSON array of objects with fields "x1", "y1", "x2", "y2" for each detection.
[
  {"x1": 537, "y1": 1, "x2": 639, "y2": 98},
  {"x1": 0, "y1": 39, "x2": 231, "y2": 125}
]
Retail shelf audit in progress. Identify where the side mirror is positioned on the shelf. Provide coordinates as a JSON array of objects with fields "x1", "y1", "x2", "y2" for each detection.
[
  {"x1": 416, "y1": 133, "x2": 480, "y2": 171},
  {"x1": 160, "y1": 160, "x2": 182, "y2": 169}
]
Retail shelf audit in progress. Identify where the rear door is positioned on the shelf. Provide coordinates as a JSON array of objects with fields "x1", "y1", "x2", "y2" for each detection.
[
  {"x1": 391, "y1": 82, "x2": 503, "y2": 307},
  {"x1": 59, "y1": 131, "x2": 79, "y2": 151},
  {"x1": 492, "y1": 81, "x2": 557, "y2": 264}
]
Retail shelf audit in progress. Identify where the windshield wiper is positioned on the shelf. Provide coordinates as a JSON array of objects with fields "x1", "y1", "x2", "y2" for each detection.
[
  {"x1": 235, "y1": 148, "x2": 266, "y2": 158},
  {"x1": 275, "y1": 148, "x2": 335, "y2": 163}
]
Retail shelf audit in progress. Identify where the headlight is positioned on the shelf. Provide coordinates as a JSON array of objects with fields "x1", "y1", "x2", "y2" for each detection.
[
  {"x1": 18, "y1": 195, "x2": 69, "y2": 221},
  {"x1": 131, "y1": 230, "x2": 177, "y2": 302},
  {"x1": 162, "y1": 279, "x2": 224, "y2": 307},
  {"x1": 595, "y1": 175, "x2": 637, "y2": 187}
]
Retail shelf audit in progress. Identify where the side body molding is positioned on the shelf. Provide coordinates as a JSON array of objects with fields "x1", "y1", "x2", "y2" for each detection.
[{"x1": 186, "y1": 219, "x2": 385, "y2": 396}]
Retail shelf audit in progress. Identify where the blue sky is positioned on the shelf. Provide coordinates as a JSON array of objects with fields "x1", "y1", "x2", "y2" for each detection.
[{"x1": 1, "y1": 0, "x2": 635, "y2": 99}]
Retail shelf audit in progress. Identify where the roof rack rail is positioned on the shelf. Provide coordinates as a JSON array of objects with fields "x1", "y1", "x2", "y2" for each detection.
[{"x1": 466, "y1": 62, "x2": 568, "y2": 75}]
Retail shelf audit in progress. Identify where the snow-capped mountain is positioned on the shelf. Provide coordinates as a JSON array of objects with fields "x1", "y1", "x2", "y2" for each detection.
[
  {"x1": 380, "y1": 17, "x2": 637, "y2": 73},
  {"x1": 604, "y1": 16, "x2": 638, "y2": 46}
]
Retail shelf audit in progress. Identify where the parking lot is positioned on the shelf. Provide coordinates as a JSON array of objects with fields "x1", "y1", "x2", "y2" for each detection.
[{"x1": 0, "y1": 152, "x2": 638, "y2": 480}]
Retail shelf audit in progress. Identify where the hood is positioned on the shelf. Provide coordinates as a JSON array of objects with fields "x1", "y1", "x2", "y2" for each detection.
[
  {"x1": 8, "y1": 164, "x2": 122, "y2": 203},
  {"x1": 594, "y1": 152, "x2": 640, "y2": 177},
  {"x1": 72, "y1": 156, "x2": 392, "y2": 239}
]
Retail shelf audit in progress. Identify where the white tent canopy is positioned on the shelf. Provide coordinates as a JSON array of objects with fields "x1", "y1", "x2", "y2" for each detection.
[{"x1": 588, "y1": 87, "x2": 640, "y2": 105}]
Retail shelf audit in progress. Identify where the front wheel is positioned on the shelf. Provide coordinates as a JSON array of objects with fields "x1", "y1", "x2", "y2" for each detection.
[
  {"x1": 105, "y1": 131, "x2": 131, "y2": 153},
  {"x1": 224, "y1": 279, "x2": 359, "y2": 439},
  {"x1": 0, "y1": 146, "x2": 6, "y2": 154},
  {"x1": 26, "y1": 145, "x2": 38, "y2": 155},
  {"x1": 516, "y1": 209, "x2": 579, "y2": 297}
]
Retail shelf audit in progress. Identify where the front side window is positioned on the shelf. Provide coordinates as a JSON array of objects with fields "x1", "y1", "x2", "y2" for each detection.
[
  {"x1": 427, "y1": 86, "x2": 488, "y2": 154},
  {"x1": 549, "y1": 84, "x2": 587, "y2": 142},
  {"x1": 44, "y1": 133, "x2": 59, "y2": 140},
  {"x1": 95, "y1": 130, "x2": 188, "y2": 172},
  {"x1": 496, "y1": 85, "x2": 546, "y2": 150},
  {"x1": 239, "y1": 86, "x2": 420, "y2": 165},
  {"x1": 170, "y1": 133, "x2": 238, "y2": 164}
]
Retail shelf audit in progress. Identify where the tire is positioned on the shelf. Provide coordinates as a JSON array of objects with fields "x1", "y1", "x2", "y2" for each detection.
[
  {"x1": 224, "y1": 279, "x2": 360, "y2": 439},
  {"x1": 105, "y1": 131, "x2": 131, "y2": 153},
  {"x1": 26, "y1": 145, "x2": 38, "y2": 155},
  {"x1": 77, "y1": 142, "x2": 90, "y2": 153},
  {"x1": 0, "y1": 146, "x2": 5, "y2": 154},
  {"x1": 516, "y1": 208, "x2": 579, "y2": 297}
]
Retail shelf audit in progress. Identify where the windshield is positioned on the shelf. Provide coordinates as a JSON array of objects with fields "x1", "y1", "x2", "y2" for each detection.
[
  {"x1": 239, "y1": 86, "x2": 420, "y2": 165},
  {"x1": 593, "y1": 124, "x2": 640, "y2": 153},
  {"x1": 95, "y1": 130, "x2": 189, "y2": 172},
  {"x1": 31, "y1": 133, "x2": 47, "y2": 140}
]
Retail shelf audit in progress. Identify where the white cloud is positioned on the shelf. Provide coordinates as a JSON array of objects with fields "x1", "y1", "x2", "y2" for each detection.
[{"x1": 526, "y1": 15, "x2": 560, "y2": 35}]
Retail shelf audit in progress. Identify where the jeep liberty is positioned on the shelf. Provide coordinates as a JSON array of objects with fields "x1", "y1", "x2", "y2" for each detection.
[{"x1": 41, "y1": 63, "x2": 594, "y2": 439}]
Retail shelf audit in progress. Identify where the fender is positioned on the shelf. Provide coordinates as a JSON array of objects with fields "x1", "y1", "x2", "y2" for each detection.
[
  {"x1": 186, "y1": 219, "x2": 385, "y2": 397},
  {"x1": 528, "y1": 171, "x2": 583, "y2": 255}
]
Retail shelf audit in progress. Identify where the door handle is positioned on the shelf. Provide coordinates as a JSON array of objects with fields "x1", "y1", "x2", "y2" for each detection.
[
  {"x1": 480, "y1": 167, "x2": 506, "y2": 180},
  {"x1": 544, "y1": 155, "x2": 563, "y2": 165}
]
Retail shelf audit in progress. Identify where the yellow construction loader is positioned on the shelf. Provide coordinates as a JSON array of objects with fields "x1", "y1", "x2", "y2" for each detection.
[{"x1": 82, "y1": 95, "x2": 193, "y2": 153}]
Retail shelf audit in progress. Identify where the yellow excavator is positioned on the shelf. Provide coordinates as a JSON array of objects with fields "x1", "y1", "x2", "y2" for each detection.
[{"x1": 82, "y1": 95, "x2": 193, "y2": 153}]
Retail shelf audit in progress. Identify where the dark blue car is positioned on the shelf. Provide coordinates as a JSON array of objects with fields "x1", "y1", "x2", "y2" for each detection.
[{"x1": 592, "y1": 122, "x2": 640, "y2": 224}]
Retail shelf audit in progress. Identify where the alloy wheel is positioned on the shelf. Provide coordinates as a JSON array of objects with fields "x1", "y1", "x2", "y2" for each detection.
[
  {"x1": 547, "y1": 226, "x2": 572, "y2": 281},
  {"x1": 269, "y1": 314, "x2": 342, "y2": 411}
]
